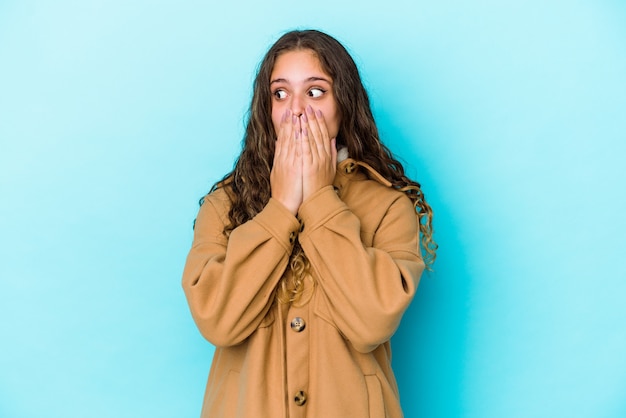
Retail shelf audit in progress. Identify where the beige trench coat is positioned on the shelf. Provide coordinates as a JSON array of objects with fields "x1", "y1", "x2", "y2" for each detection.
[{"x1": 182, "y1": 158, "x2": 425, "y2": 418}]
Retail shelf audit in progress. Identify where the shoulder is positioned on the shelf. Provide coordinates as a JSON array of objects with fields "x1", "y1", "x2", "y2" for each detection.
[
  {"x1": 337, "y1": 159, "x2": 411, "y2": 207},
  {"x1": 203, "y1": 186, "x2": 232, "y2": 206},
  {"x1": 197, "y1": 186, "x2": 233, "y2": 226},
  {"x1": 346, "y1": 179, "x2": 414, "y2": 219},
  {"x1": 336, "y1": 160, "x2": 415, "y2": 227}
]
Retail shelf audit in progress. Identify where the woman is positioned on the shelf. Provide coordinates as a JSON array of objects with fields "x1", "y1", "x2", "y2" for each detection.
[{"x1": 182, "y1": 29, "x2": 436, "y2": 418}]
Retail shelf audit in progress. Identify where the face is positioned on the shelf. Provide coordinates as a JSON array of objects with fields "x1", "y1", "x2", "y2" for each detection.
[{"x1": 270, "y1": 49, "x2": 341, "y2": 139}]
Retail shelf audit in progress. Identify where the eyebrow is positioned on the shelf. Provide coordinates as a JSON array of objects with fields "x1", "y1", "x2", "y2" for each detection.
[{"x1": 270, "y1": 76, "x2": 332, "y2": 85}]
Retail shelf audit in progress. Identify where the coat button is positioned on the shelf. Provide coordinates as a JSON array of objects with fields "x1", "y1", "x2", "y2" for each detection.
[
  {"x1": 299, "y1": 222, "x2": 305, "y2": 233},
  {"x1": 294, "y1": 390, "x2": 307, "y2": 406},
  {"x1": 289, "y1": 231, "x2": 296, "y2": 244},
  {"x1": 290, "y1": 317, "x2": 306, "y2": 332}
]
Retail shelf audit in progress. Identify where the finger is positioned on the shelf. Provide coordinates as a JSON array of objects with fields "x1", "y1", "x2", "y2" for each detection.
[
  {"x1": 300, "y1": 113, "x2": 317, "y2": 162},
  {"x1": 275, "y1": 109, "x2": 293, "y2": 161},
  {"x1": 283, "y1": 109, "x2": 295, "y2": 140},
  {"x1": 277, "y1": 110, "x2": 293, "y2": 140},
  {"x1": 286, "y1": 113, "x2": 300, "y2": 159},
  {"x1": 301, "y1": 123, "x2": 314, "y2": 163},
  {"x1": 313, "y1": 108, "x2": 333, "y2": 157},
  {"x1": 306, "y1": 106, "x2": 331, "y2": 159},
  {"x1": 304, "y1": 105, "x2": 325, "y2": 158},
  {"x1": 296, "y1": 113, "x2": 302, "y2": 138}
]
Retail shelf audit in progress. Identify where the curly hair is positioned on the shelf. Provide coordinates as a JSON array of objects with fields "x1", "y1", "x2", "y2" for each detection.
[{"x1": 204, "y1": 29, "x2": 437, "y2": 303}]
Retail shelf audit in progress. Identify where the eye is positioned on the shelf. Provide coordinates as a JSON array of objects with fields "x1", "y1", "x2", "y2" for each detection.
[
  {"x1": 308, "y1": 87, "x2": 326, "y2": 98},
  {"x1": 273, "y1": 89, "x2": 287, "y2": 100}
]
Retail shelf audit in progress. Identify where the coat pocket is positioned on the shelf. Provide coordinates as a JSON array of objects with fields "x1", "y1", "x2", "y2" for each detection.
[
  {"x1": 313, "y1": 291, "x2": 345, "y2": 337},
  {"x1": 365, "y1": 374, "x2": 386, "y2": 418}
]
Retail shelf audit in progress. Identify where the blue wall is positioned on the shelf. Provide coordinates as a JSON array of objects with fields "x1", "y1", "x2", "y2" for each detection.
[{"x1": 1, "y1": 1, "x2": 625, "y2": 417}]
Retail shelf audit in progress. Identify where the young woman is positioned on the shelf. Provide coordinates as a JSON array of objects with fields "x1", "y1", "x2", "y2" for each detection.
[{"x1": 182, "y1": 29, "x2": 436, "y2": 418}]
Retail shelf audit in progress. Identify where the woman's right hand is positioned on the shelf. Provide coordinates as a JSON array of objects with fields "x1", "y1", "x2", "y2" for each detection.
[{"x1": 270, "y1": 109, "x2": 303, "y2": 215}]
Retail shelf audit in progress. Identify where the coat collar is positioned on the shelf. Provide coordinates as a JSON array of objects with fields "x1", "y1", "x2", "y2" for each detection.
[{"x1": 335, "y1": 156, "x2": 393, "y2": 190}]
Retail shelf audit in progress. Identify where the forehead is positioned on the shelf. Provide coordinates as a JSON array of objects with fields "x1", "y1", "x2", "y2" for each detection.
[{"x1": 270, "y1": 49, "x2": 331, "y2": 81}]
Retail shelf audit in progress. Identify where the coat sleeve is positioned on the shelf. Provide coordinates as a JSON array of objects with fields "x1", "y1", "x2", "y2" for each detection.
[
  {"x1": 182, "y1": 192, "x2": 300, "y2": 347},
  {"x1": 297, "y1": 185, "x2": 425, "y2": 353}
]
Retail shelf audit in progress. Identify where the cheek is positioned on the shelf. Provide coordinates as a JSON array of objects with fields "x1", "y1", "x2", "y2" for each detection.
[
  {"x1": 327, "y1": 110, "x2": 341, "y2": 139},
  {"x1": 319, "y1": 99, "x2": 341, "y2": 139},
  {"x1": 271, "y1": 106, "x2": 283, "y2": 135}
]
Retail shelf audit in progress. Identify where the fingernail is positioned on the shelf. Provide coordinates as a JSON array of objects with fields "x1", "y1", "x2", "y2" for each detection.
[
  {"x1": 302, "y1": 113, "x2": 308, "y2": 123},
  {"x1": 292, "y1": 115, "x2": 297, "y2": 124},
  {"x1": 306, "y1": 105, "x2": 313, "y2": 114},
  {"x1": 303, "y1": 127, "x2": 308, "y2": 137},
  {"x1": 316, "y1": 109, "x2": 323, "y2": 118}
]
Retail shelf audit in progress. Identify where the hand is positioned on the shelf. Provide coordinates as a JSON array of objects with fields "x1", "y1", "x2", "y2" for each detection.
[
  {"x1": 270, "y1": 109, "x2": 303, "y2": 215},
  {"x1": 301, "y1": 105, "x2": 337, "y2": 201}
]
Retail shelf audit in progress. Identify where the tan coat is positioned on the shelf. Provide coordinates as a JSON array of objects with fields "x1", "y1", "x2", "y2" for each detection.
[{"x1": 182, "y1": 158, "x2": 425, "y2": 418}]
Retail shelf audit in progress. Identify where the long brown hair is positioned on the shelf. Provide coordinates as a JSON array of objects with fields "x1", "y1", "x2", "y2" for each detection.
[{"x1": 205, "y1": 29, "x2": 437, "y2": 301}]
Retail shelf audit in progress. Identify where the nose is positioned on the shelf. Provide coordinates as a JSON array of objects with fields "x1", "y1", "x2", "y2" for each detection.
[{"x1": 290, "y1": 96, "x2": 304, "y2": 117}]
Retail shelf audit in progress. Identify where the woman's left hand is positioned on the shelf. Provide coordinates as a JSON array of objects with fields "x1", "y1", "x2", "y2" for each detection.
[{"x1": 301, "y1": 105, "x2": 337, "y2": 201}]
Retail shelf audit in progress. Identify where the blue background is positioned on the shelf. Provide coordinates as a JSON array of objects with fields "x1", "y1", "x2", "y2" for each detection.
[{"x1": 1, "y1": 1, "x2": 625, "y2": 417}]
